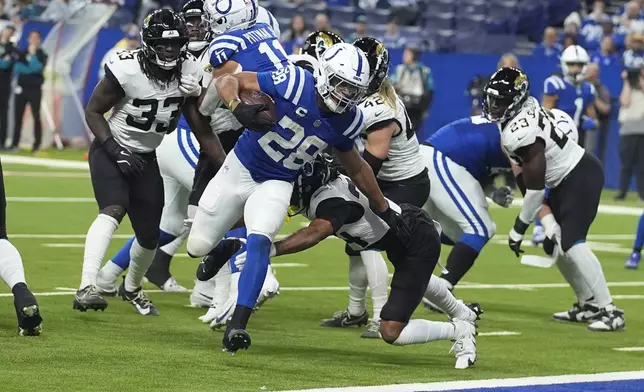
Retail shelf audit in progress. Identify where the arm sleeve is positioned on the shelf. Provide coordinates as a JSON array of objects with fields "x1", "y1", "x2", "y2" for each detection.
[
  {"x1": 543, "y1": 77, "x2": 560, "y2": 95},
  {"x1": 314, "y1": 198, "x2": 352, "y2": 233},
  {"x1": 333, "y1": 108, "x2": 365, "y2": 152},
  {"x1": 208, "y1": 37, "x2": 239, "y2": 67}
]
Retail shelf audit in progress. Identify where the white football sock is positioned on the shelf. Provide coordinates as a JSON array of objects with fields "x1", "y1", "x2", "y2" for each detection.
[
  {"x1": 424, "y1": 276, "x2": 473, "y2": 320},
  {"x1": 565, "y1": 243, "x2": 613, "y2": 308},
  {"x1": 97, "y1": 260, "x2": 124, "y2": 284},
  {"x1": 347, "y1": 255, "x2": 367, "y2": 317},
  {"x1": 0, "y1": 239, "x2": 26, "y2": 289},
  {"x1": 125, "y1": 239, "x2": 156, "y2": 292},
  {"x1": 80, "y1": 214, "x2": 119, "y2": 289},
  {"x1": 393, "y1": 319, "x2": 456, "y2": 346},
  {"x1": 212, "y1": 261, "x2": 231, "y2": 307},
  {"x1": 362, "y1": 250, "x2": 389, "y2": 321},
  {"x1": 555, "y1": 253, "x2": 593, "y2": 305},
  {"x1": 159, "y1": 232, "x2": 187, "y2": 256}
]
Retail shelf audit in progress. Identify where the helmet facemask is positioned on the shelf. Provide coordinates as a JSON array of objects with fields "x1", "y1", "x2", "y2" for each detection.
[
  {"x1": 316, "y1": 62, "x2": 368, "y2": 114},
  {"x1": 483, "y1": 90, "x2": 526, "y2": 123},
  {"x1": 185, "y1": 14, "x2": 209, "y2": 51},
  {"x1": 143, "y1": 34, "x2": 188, "y2": 70},
  {"x1": 563, "y1": 61, "x2": 587, "y2": 84}
]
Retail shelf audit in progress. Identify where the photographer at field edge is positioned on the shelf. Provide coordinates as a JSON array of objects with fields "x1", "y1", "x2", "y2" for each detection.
[
  {"x1": 616, "y1": 66, "x2": 644, "y2": 201},
  {"x1": 0, "y1": 25, "x2": 17, "y2": 149},
  {"x1": 12, "y1": 30, "x2": 47, "y2": 153}
]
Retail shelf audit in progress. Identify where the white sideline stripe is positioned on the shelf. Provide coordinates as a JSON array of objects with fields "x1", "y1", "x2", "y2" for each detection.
[
  {"x1": 0, "y1": 154, "x2": 89, "y2": 169},
  {"x1": 12, "y1": 234, "x2": 134, "y2": 239},
  {"x1": 613, "y1": 295, "x2": 644, "y2": 300},
  {"x1": 279, "y1": 371, "x2": 644, "y2": 392},
  {"x1": 7, "y1": 197, "x2": 94, "y2": 202},
  {"x1": 43, "y1": 243, "x2": 84, "y2": 248},
  {"x1": 505, "y1": 199, "x2": 643, "y2": 217},
  {"x1": 478, "y1": 331, "x2": 521, "y2": 336},
  {"x1": 4, "y1": 171, "x2": 89, "y2": 178},
  {"x1": 613, "y1": 347, "x2": 644, "y2": 352},
  {"x1": 4, "y1": 281, "x2": 644, "y2": 298},
  {"x1": 54, "y1": 287, "x2": 77, "y2": 291}
]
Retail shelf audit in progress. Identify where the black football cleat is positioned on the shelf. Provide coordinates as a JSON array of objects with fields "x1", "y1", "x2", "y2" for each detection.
[
  {"x1": 223, "y1": 328, "x2": 251, "y2": 354},
  {"x1": 73, "y1": 285, "x2": 108, "y2": 312},
  {"x1": 320, "y1": 309, "x2": 369, "y2": 328},
  {"x1": 466, "y1": 302, "x2": 484, "y2": 319},
  {"x1": 118, "y1": 280, "x2": 159, "y2": 316},
  {"x1": 197, "y1": 239, "x2": 243, "y2": 281},
  {"x1": 13, "y1": 283, "x2": 42, "y2": 336}
]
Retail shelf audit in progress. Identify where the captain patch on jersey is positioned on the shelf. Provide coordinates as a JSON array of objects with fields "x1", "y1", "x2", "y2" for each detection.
[{"x1": 104, "y1": 50, "x2": 201, "y2": 153}]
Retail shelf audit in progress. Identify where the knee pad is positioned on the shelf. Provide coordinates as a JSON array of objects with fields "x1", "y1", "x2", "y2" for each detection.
[
  {"x1": 187, "y1": 234, "x2": 216, "y2": 258},
  {"x1": 344, "y1": 242, "x2": 361, "y2": 257},
  {"x1": 100, "y1": 205, "x2": 126, "y2": 222},
  {"x1": 459, "y1": 233, "x2": 488, "y2": 253}
]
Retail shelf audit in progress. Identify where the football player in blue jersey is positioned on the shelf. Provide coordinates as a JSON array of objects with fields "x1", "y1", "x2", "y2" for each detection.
[
  {"x1": 539, "y1": 45, "x2": 598, "y2": 245},
  {"x1": 419, "y1": 115, "x2": 513, "y2": 299},
  {"x1": 194, "y1": 43, "x2": 402, "y2": 352}
]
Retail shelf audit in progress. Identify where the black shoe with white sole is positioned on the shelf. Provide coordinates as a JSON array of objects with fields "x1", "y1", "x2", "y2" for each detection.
[
  {"x1": 320, "y1": 309, "x2": 369, "y2": 328},
  {"x1": 73, "y1": 285, "x2": 108, "y2": 312},
  {"x1": 118, "y1": 280, "x2": 159, "y2": 316}
]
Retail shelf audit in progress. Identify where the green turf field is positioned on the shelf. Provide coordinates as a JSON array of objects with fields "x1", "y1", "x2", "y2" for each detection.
[{"x1": 0, "y1": 152, "x2": 643, "y2": 392}]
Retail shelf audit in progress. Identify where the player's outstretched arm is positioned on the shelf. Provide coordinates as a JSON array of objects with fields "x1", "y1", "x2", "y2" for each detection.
[
  {"x1": 334, "y1": 148, "x2": 389, "y2": 213},
  {"x1": 182, "y1": 97, "x2": 227, "y2": 169},
  {"x1": 273, "y1": 219, "x2": 334, "y2": 256},
  {"x1": 363, "y1": 122, "x2": 398, "y2": 175},
  {"x1": 85, "y1": 77, "x2": 125, "y2": 142}
]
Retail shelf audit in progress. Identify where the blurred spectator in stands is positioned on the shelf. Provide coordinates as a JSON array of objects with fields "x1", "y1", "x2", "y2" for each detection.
[
  {"x1": 314, "y1": 12, "x2": 332, "y2": 32},
  {"x1": 584, "y1": 63, "x2": 612, "y2": 159},
  {"x1": 0, "y1": 24, "x2": 16, "y2": 149},
  {"x1": 581, "y1": 2, "x2": 609, "y2": 51},
  {"x1": 381, "y1": 19, "x2": 407, "y2": 49},
  {"x1": 281, "y1": 14, "x2": 309, "y2": 43},
  {"x1": 323, "y1": 0, "x2": 351, "y2": 6},
  {"x1": 391, "y1": 46, "x2": 433, "y2": 135},
  {"x1": 618, "y1": 1, "x2": 644, "y2": 34},
  {"x1": 497, "y1": 52, "x2": 521, "y2": 69},
  {"x1": 347, "y1": 15, "x2": 368, "y2": 43},
  {"x1": 560, "y1": 12, "x2": 585, "y2": 48},
  {"x1": 592, "y1": 35, "x2": 621, "y2": 66},
  {"x1": 40, "y1": 0, "x2": 83, "y2": 22},
  {"x1": 616, "y1": 67, "x2": 644, "y2": 201},
  {"x1": 624, "y1": 32, "x2": 644, "y2": 69},
  {"x1": 0, "y1": 0, "x2": 9, "y2": 20},
  {"x1": 533, "y1": 27, "x2": 563, "y2": 58},
  {"x1": 98, "y1": 30, "x2": 139, "y2": 80},
  {"x1": 389, "y1": 0, "x2": 419, "y2": 26},
  {"x1": 616, "y1": 0, "x2": 644, "y2": 18},
  {"x1": 12, "y1": 29, "x2": 46, "y2": 153}
]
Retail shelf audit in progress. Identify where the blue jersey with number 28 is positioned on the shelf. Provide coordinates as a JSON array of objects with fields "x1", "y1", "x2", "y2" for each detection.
[{"x1": 234, "y1": 65, "x2": 365, "y2": 182}]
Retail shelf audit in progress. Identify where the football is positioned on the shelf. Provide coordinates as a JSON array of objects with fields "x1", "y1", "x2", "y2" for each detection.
[{"x1": 238, "y1": 89, "x2": 276, "y2": 126}]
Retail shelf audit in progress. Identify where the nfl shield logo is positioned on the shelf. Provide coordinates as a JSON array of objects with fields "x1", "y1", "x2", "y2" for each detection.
[{"x1": 314, "y1": 120, "x2": 321, "y2": 127}]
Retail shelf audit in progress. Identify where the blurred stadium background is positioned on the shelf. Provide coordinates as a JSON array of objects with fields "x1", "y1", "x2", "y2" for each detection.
[{"x1": 0, "y1": 0, "x2": 642, "y2": 191}]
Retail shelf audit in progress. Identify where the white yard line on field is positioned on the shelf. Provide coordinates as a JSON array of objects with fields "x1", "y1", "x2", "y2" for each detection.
[
  {"x1": 613, "y1": 347, "x2": 644, "y2": 352},
  {"x1": 0, "y1": 155, "x2": 88, "y2": 169},
  {"x1": 477, "y1": 331, "x2": 521, "y2": 337},
  {"x1": 613, "y1": 295, "x2": 644, "y2": 300},
  {"x1": 278, "y1": 371, "x2": 644, "y2": 392},
  {"x1": 4, "y1": 171, "x2": 89, "y2": 178},
  {"x1": 3, "y1": 281, "x2": 644, "y2": 298}
]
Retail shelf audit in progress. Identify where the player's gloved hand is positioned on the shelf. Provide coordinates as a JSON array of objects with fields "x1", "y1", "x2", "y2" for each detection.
[
  {"x1": 508, "y1": 216, "x2": 529, "y2": 257},
  {"x1": 541, "y1": 213, "x2": 563, "y2": 257},
  {"x1": 102, "y1": 137, "x2": 145, "y2": 177},
  {"x1": 491, "y1": 186, "x2": 514, "y2": 208},
  {"x1": 231, "y1": 238, "x2": 248, "y2": 271},
  {"x1": 231, "y1": 101, "x2": 274, "y2": 133},
  {"x1": 179, "y1": 74, "x2": 202, "y2": 97}
]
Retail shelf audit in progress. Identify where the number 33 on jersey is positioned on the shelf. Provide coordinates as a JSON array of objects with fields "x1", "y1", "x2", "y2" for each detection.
[
  {"x1": 104, "y1": 49, "x2": 201, "y2": 153},
  {"x1": 233, "y1": 65, "x2": 365, "y2": 182}
]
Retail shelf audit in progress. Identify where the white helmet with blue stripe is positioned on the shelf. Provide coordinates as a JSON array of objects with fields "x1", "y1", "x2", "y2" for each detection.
[
  {"x1": 314, "y1": 43, "x2": 370, "y2": 114},
  {"x1": 202, "y1": 0, "x2": 257, "y2": 36},
  {"x1": 560, "y1": 45, "x2": 590, "y2": 84}
]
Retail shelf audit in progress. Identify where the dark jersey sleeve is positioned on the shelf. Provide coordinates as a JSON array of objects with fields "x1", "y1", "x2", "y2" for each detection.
[{"x1": 314, "y1": 197, "x2": 352, "y2": 233}]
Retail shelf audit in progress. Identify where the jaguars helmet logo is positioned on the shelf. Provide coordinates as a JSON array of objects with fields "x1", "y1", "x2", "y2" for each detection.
[
  {"x1": 513, "y1": 73, "x2": 527, "y2": 89},
  {"x1": 204, "y1": 64, "x2": 213, "y2": 73}
]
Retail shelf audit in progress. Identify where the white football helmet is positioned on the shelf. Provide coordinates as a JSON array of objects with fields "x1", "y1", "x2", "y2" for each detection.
[
  {"x1": 202, "y1": 0, "x2": 257, "y2": 36},
  {"x1": 314, "y1": 43, "x2": 370, "y2": 114},
  {"x1": 560, "y1": 45, "x2": 589, "y2": 84}
]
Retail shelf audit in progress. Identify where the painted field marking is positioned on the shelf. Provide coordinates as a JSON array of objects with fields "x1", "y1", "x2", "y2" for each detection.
[
  {"x1": 478, "y1": 331, "x2": 521, "y2": 337},
  {"x1": 7, "y1": 197, "x2": 94, "y2": 202},
  {"x1": 490, "y1": 239, "x2": 632, "y2": 254},
  {"x1": 4, "y1": 171, "x2": 89, "y2": 178},
  {"x1": 613, "y1": 295, "x2": 644, "y2": 300},
  {"x1": 613, "y1": 347, "x2": 644, "y2": 352},
  {"x1": 54, "y1": 287, "x2": 77, "y2": 291},
  {"x1": 279, "y1": 370, "x2": 644, "y2": 392},
  {"x1": 43, "y1": 243, "x2": 85, "y2": 248},
  {"x1": 0, "y1": 154, "x2": 88, "y2": 169}
]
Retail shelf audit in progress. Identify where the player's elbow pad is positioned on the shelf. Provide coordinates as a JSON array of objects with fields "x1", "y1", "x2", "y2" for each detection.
[{"x1": 519, "y1": 188, "x2": 545, "y2": 224}]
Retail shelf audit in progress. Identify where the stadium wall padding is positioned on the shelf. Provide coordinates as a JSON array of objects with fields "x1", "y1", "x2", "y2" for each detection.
[{"x1": 23, "y1": 22, "x2": 628, "y2": 189}]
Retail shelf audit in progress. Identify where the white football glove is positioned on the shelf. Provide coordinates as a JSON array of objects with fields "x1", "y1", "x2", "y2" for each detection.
[
  {"x1": 179, "y1": 74, "x2": 202, "y2": 97},
  {"x1": 491, "y1": 186, "x2": 514, "y2": 208}
]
